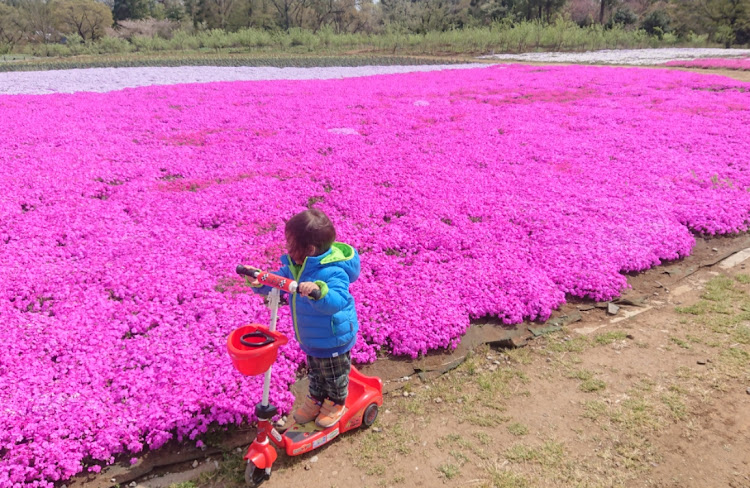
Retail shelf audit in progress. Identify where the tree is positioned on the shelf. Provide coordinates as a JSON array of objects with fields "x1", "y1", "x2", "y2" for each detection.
[
  {"x1": 692, "y1": 0, "x2": 750, "y2": 45},
  {"x1": 52, "y1": 0, "x2": 114, "y2": 40},
  {"x1": 18, "y1": 0, "x2": 57, "y2": 43},
  {"x1": 470, "y1": 0, "x2": 518, "y2": 24},
  {"x1": 607, "y1": 6, "x2": 637, "y2": 27},
  {"x1": 0, "y1": 3, "x2": 26, "y2": 50},
  {"x1": 267, "y1": 0, "x2": 297, "y2": 29},
  {"x1": 327, "y1": 0, "x2": 379, "y2": 33},
  {"x1": 640, "y1": 9, "x2": 671, "y2": 37},
  {"x1": 113, "y1": 0, "x2": 150, "y2": 21},
  {"x1": 201, "y1": 0, "x2": 238, "y2": 28},
  {"x1": 599, "y1": 0, "x2": 617, "y2": 23},
  {"x1": 163, "y1": 0, "x2": 186, "y2": 20}
]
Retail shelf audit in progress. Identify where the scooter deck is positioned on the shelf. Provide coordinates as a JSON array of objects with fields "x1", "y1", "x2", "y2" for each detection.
[{"x1": 282, "y1": 367, "x2": 382, "y2": 456}]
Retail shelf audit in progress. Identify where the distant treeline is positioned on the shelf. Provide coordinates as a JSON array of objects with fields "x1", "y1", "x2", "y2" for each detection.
[{"x1": 0, "y1": 0, "x2": 748, "y2": 56}]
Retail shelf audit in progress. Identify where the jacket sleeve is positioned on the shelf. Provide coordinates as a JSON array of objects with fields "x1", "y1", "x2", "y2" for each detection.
[
  {"x1": 306, "y1": 268, "x2": 351, "y2": 314},
  {"x1": 249, "y1": 265, "x2": 293, "y2": 296}
]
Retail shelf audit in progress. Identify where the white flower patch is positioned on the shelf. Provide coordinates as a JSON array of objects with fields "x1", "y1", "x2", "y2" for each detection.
[
  {"x1": 480, "y1": 48, "x2": 750, "y2": 66},
  {"x1": 414, "y1": 100, "x2": 430, "y2": 106},
  {"x1": 0, "y1": 64, "x2": 488, "y2": 95},
  {"x1": 328, "y1": 127, "x2": 360, "y2": 135}
]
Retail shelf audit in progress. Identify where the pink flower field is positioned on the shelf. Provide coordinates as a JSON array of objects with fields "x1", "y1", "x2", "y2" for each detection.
[
  {"x1": 1, "y1": 64, "x2": 749, "y2": 486},
  {"x1": 665, "y1": 57, "x2": 750, "y2": 70}
]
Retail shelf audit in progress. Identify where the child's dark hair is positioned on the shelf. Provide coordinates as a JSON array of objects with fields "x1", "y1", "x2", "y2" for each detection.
[{"x1": 285, "y1": 209, "x2": 336, "y2": 256}]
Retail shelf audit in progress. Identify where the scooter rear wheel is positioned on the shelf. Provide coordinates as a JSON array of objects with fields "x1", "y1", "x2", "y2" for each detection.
[
  {"x1": 362, "y1": 403, "x2": 379, "y2": 427},
  {"x1": 245, "y1": 463, "x2": 269, "y2": 487}
]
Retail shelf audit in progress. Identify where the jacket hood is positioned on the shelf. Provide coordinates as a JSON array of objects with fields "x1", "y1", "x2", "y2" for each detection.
[{"x1": 283, "y1": 242, "x2": 360, "y2": 282}]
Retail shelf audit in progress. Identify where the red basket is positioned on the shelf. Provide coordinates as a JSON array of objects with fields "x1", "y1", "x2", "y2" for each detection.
[{"x1": 227, "y1": 324, "x2": 289, "y2": 376}]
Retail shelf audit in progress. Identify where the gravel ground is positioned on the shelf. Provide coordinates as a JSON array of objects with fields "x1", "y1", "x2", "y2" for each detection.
[
  {"x1": 0, "y1": 64, "x2": 487, "y2": 95},
  {"x1": 481, "y1": 47, "x2": 750, "y2": 65}
]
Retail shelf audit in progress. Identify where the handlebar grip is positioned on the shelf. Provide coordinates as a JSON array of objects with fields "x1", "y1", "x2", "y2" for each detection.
[
  {"x1": 309, "y1": 289, "x2": 322, "y2": 300},
  {"x1": 236, "y1": 265, "x2": 260, "y2": 277}
]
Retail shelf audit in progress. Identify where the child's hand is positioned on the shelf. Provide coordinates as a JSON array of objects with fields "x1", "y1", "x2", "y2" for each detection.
[
  {"x1": 297, "y1": 282, "x2": 320, "y2": 298},
  {"x1": 248, "y1": 278, "x2": 262, "y2": 288}
]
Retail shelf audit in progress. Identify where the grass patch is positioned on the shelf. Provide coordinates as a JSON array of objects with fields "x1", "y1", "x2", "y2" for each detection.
[
  {"x1": 0, "y1": 53, "x2": 460, "y2": 72},
  {"x1": 507, "y1": 422, "x2": 529, "y2": 436},
  {"x1": 191, "y1": 451, "x2": 245, "y2": 487},
  {"x1": 567, "y1": 369, "x2": 606, "y2": 392},
  {"x1": 436, "y1": 433, "x2": 470, "y2": 449},
  {"x1": 661, "y1": 392, "x2": 688, "y2": 420},
  {"x1": 505, "y1": 347, "x2": 533, "y2": 365},
  {"x1": 580, "y1": 378, "x2": 607, "y2": 392},
  {"x1": 504, "y1": 441, "x2": 564, "y2": 467},
  {"x1": 719, "y1": 347, "x2": 750, "y2": 370},
  {"x1": 403, "y1": 398, "x2": 425, "y2": 415},
  {"x1": 538, "y1": 441, "x2": 565, "y2": 467},
  {"x1": 353, "y1": 421, "x2": 415, "y2": 472},
  {"x1": 670, "y1": 336, "x2": 691, "y2": 349},
  {"x1": 613, "y1": 435, "x2": 658, "y2": 471},
  {"x1": 702, "y1": 275, "x2": 741, "y2": 302},
  {"x1": 548, "y1": 335, "x2": 590, "y2": 353},
  {"x1": 466, "y1": 411, "x2": 510, "y2": 427},
  {"x1": 595, "y1": 330, "x2": 628, "y2": 345},
  {"x1": 611, "y1": 398, "x2": 662, "y2": 434},
  {"x1": 582, "y1": 400, "x2": 608, "y2": 421},
  {"x1": 450, "y1": 449, "x2": 470, "y2": 466},
  {"x1": 484, "y1": 462, "x2": 531, "y2": 487},
  {"x1": 567, "y1": 369, "x2": 594, "y2": 381},
  {"x1": 437, "y1": 463, "x2": 460, "y2": 479},
  {"x1": 504, "y1": 444, "x2": 538, "y2": 462},
  {"x1": 686, "y1": 334, "x2": 704, "y2": 344},
  {"x1": 733, "y1": 325, "x2": 750, "y2": 344},
  {"x1": 473, "y1": 431, "x2": 492, "y2": 445},
  {"x1": 676, "y1": 300, "x2": 732, "y2": 315}
]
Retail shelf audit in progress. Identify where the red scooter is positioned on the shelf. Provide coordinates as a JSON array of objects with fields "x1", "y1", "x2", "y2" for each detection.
[{"x1": 228, "y1": 265, "x2": 383, "y2": 487}]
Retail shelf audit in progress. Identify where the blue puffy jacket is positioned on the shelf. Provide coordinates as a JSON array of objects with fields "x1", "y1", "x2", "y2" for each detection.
[{"x1": 252, "y1": 242, "x2": 360, "y2": 358}]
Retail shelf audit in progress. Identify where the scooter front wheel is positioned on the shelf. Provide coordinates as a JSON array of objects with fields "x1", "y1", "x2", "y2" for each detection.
[{"x1": 245, "y1": 462, "x2": 270, "y2": 487}]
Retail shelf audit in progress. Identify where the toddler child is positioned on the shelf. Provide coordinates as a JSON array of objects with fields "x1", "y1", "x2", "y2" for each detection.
[{"x1": 251, "y1": 208, "x2": 360, "y2": 428}]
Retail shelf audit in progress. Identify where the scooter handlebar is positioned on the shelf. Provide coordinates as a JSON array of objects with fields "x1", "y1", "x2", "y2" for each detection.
[
  {"x1": 236, "y1": 265, "x2": 261, "y2": 278},
  {"x1": 236, "y1": 265, "x2": 322, "y2": 300}
]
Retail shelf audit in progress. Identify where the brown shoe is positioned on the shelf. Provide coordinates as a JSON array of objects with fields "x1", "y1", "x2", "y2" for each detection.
[
  {"x1": 293, "y1": 395, "x2": 322, "y2": 424},
  {"x1": 316, "y1": 399, "x2": 346, "y2": 428}
]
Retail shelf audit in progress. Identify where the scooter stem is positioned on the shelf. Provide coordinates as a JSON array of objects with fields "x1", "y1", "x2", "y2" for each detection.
[{"x1": 261, "y1": 288, "x2": 281, "y2": 408}]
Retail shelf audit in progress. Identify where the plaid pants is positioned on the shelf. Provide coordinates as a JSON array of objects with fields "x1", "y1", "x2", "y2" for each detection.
[{"x1": 307, "y1": 352, "x2": 351, "y2": 404}]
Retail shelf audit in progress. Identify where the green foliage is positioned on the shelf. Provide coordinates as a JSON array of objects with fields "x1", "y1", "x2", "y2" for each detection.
[
  {"x1": 0, "y1": 12, "x2": 739, "y2": 63},
  {"x1": 114, "y1": 0, "x2": 150, "y2": 21},
  {"x1": 53, "y1": 0, "x2": 114, "y2": 41},
  {"x1": 63, "y1": 32, "x2": 86, "y2": 54},
  {"x1": 0, "y1": 3, "x2": 25, "y2": 49},
  {"x1": 714, "y1": 23, "x2": 737, "y2": 47},
  {"x1": 198, "y1": 29, "x2": 232, "y2": 49},
  {"x1": 608, "y1": 7, "x2": 638, "y2": 27},
  {"x1": 234, "y1": 28, "x2": 274, "y2": 48},
  {"x1": 93, "y1": 36, "x2": 134, "y2": 54},
  {"x1": 641, "y1": 10, "x2": 672, "y2": 39},
  {"x1": 131, "y1": 34, "x2": 172, "y2": 51},
  {"x1": 170, "y1": 29, "x2": 202, "y2": 50}
]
